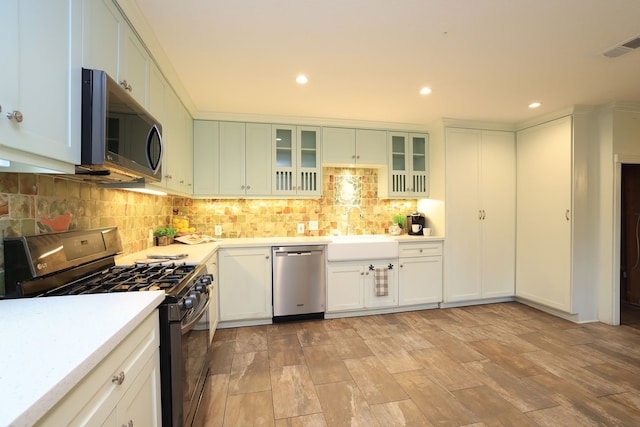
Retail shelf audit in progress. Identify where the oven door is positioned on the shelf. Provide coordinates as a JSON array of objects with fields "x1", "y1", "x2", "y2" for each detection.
[{"x1": 181, "y1": 287, "x2": 211, "y2": 427}]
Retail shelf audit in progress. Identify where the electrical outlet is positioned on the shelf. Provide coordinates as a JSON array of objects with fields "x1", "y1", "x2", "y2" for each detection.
[
  {"x1": 214, "y1": 225, "x2": 222, "y2": 236},
  {"x1": 297, "y1": 223, "x2": 305, "y2": 234},
  {"x1": 308, "y1": 220, "x2": 318, "y2": 231}
]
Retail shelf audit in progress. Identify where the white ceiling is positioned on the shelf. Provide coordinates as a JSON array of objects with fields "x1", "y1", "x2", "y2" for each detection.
[{"x1": 133, "y1": 0, "x2": 640, "y2": 126}]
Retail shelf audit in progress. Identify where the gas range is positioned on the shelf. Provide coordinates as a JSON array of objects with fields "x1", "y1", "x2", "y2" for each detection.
[
  {"x1": 42, "y1": 263, "x2": 198, "y2": 295},
  {"x1": 3, "y1": 227, "x2": 214, "y2": 427}
]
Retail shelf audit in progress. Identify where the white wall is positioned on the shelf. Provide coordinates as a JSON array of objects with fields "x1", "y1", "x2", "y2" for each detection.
[{"x1": 603, "y1": 105, "x2": 640, "y2": 324}]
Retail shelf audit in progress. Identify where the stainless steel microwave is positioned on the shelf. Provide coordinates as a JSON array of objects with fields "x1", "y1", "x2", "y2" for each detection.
[{"x1": 75, "y1": 68, "x2": 163, "y2": 183}]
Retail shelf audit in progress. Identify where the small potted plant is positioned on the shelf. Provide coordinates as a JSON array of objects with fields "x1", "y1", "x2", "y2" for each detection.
[
  {"x1": 154, "y1": 227, "x2": 177, "y2": 246},
  {"x1": 390, "y1": 214, "x2": 406, "y2": 235}
]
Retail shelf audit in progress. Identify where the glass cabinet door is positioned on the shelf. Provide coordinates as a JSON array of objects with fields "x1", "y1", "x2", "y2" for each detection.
[
  {"x1": 275, "y1": 128, "x2": 293, "y2": 167},
  {"x1": 299, "y1": 129, "x2": 317, "y2": 168},
  {"x1": 272, "y1": 125, "x2": 322, "y2": 195},
  {"x1": 391, "y1": 134, "x2": 407, "y2": 171},
  {"x1": 297, "y1": 126, "x2": 320, "y2": 194},
  {"x1": 410, "y1": 133, "x2": 429, "y2": 195},
  {"x1": 411, "y1": 134, "x2": 427, "y2": 173}
]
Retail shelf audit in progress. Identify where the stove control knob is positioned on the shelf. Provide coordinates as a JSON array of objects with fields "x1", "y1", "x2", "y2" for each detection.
[
  {"x1": 200, "y1": 275, "x2": 213, "y2": 285},
  {"x1": 183, "y1": 297, "x2": 194, "y2": 309}
]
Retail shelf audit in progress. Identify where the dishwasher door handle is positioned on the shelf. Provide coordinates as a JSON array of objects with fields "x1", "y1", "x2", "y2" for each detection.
[{"x1": 285, "y1": 251, "x2": 312, "y2": 256}]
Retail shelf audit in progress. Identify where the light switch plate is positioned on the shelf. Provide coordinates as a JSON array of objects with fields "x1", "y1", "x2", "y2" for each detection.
[
  {"x1": 297, "y1": 223, "x2": 305, "y2": 234},
  {"x1": 308, "y1": 220, "x2": 318, "y2": 231},
  {"x1": 214, "y1": 225, "x2": 222, "y2": 236}
]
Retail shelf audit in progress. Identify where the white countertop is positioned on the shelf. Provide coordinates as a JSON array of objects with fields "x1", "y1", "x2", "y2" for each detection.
[
  {"x1": 0, "y1": 291, "x2": 165, "y2": 427},
  {"x1": 116, "y1": 241, "x2": 219, "y2": 266},
  {"x1": 116, "y1": 234, "x2": 443, "y2": 264}
]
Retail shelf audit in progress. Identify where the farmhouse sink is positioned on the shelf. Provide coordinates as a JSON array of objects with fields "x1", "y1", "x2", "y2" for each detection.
[{"x1": 327, "y1": 235, "x2": 399, "y2": 261}]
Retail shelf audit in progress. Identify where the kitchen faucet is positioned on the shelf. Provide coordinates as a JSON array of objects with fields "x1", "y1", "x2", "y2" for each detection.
[{"x1": 346, "y1": 206, "x2": 364, "y2": 235}]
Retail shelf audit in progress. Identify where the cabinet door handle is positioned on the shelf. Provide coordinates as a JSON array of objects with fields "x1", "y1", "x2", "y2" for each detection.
[
  {"x1": 479, "y1": 210, "x2": 483, "y2": 220},
  {"x1": 120, "y1": 80, "x2": 132, "y2": 92},
  {"x1": 241, "y1": 185, "x2": 245, "y2": 189},
  {"x1": 356, "y1": 155, "x2": 360, "y2": 159},
  {"x1": 400, "y1": 264, "x2": 404, "y2": 268},
  {"x1": 122, "y1": 421, "x2": 133, "y2": 427},
  {"x1": 565, "y1": 209, "x2": 570, "y2": 221},
  {"x1": 246, "y1": 185, "x2": 251, "y2": 190},
  {"x1": 7, "y1": 110, "x2": 23, "y2": 123},
  {"x1": 111, "y1": 371, "x2": 125, "y2": 385}
]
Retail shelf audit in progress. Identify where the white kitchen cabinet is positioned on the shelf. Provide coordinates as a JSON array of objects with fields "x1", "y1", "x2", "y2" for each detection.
[
  {"x1": 83, "y1": 0, "x2": 149, "y2": 106},
  {"x1": 196, "y1": 249, "x2": 219, "y2": 343},
  {"x1": 386, "y1": 132, "x2": 429, "y2": 198},
  {"x1": 326, "y1": 260, "x2": 398, "y2": 312},
  {"x1": 177, "y1": 102, "x2": 194, "y2": 192},
  {"x1": 272, "y1": 125, "x2": 321, "y2": 196},
  {"x1": 0, "y1": 0, "x2": 81, "y2": 170},
  {"x1": 37, "y1": 311, "x2": 161, "y2": 426},
  {"x1": 218, "y1": 122, "x2": 272, "y2": 196},
  {"x1": 82, "y1": 0, "x2": 119, "y2": 79},
  {"x1": 515, "y1": 113, "x2": 596, "y2": 321},
  {"x1": 147, "y1": 63, "x2": 166, "y2": 124},
  {"x1": 161, "y1": 90, "x2": 193, "y2": 194},
  {"x1": 444, "y1": 128, "x2": 515, "y2": 303},
  {"x1": 193, "y1": 120, "x2": 220, "y2": 196},
  {"x1": 218, "y1": 247, "x2": 272, "y2": 322},
  {"x1": 398, "y1": 241, "x2": 443, "y2": 306},
  {"x1": 326, "y1": 263, "x2": 365, "y2": 312},
  {"x1": 322, "y1": 127, "x2": 387, "y2": 166},
  {"x1": 119, "y1": 24, "x2": 149, "y2": 106},
  {"x1": 206, "y1": 253, "x2": 219, "y2": 343}
]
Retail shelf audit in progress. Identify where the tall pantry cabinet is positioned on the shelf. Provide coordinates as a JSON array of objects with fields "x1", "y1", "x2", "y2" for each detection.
[
  {"x1": 444, "y1": 128, "x2": 516, "y2": 303},
  {"x1": 515, "y1": 113, "x2": 597, "y2": 321}
]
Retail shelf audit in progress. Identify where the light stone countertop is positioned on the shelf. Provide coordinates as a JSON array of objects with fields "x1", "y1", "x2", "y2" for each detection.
[
  {"x1": 116, "y1": 234, "x2": 444, "y2": 265},
  {"x1": 0, "y1": 291, "x2": 165, "y2": 427}
]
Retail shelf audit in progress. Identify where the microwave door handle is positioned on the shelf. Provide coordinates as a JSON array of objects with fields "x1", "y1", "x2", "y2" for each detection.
[{"x1": 146, "y1": 124, "x2": 163, "y2": 173}]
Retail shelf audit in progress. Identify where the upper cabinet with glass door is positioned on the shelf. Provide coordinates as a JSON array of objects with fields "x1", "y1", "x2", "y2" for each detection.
[
  {"x1": 272, "y1": 125, "x2": 321, "y2": 197},
  {"x1": 387, "y1": 132, "x2": 429, "y2": 198}
]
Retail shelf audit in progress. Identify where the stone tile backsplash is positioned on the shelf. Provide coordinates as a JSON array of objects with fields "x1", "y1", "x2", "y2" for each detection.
[{"x1": 0, "y1": 167, "x2": 417, "y2": 294}]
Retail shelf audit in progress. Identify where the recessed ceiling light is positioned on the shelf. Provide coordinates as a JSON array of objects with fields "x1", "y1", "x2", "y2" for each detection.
[
  {"x1": 296, "y1": 74, "x2": 308, "y2": 84},
  {"x1": 420, "y1": 87, "x2": 432, "y2": 95},
  {"x1": 529, "y1": 102, "x2": 541, "y2": 109}
]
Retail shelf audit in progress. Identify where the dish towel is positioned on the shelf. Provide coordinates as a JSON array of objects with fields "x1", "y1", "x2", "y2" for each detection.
[{"x1": 375, "y1": 267, "x2": 388, "y2": 296}]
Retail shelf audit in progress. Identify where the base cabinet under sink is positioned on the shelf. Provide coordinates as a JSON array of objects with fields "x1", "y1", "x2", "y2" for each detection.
[{"x1": 326, "y1": 259, "x2": 398, "y2": 312}]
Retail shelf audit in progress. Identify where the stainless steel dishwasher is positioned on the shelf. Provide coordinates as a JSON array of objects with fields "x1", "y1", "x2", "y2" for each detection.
[{"x1": 272, "y1": 245, "x2": 326, "y2": 322}]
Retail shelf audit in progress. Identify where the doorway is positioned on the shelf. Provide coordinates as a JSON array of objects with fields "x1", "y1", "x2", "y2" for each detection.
[{"x1": 620, "y1": 164, "x2": 640, "y2": 329}]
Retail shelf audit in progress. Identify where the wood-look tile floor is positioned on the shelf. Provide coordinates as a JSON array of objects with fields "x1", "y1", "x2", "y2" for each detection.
[{"x1": 200, "y1": 302, "x2": 640, "y2": 426}]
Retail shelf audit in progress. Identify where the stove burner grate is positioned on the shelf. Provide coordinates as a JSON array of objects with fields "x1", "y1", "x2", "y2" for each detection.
[{"x1": 44, "y1": 263, "x2": 197, "y2": 296}]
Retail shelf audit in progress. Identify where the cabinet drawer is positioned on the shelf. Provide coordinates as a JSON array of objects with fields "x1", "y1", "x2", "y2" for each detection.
[
  {"x1": 399, "y1": 242, "x2": 442, "y2": 257},
  {"x1": 38, "y1": 311, "x2": 160, "y2": 426}
]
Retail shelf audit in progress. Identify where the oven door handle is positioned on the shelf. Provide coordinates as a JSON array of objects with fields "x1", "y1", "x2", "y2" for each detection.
[{"x1": 181, "y1": 288, "x2": 211, "y2": 335}]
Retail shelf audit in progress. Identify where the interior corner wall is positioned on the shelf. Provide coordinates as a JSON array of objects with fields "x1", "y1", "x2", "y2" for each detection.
[
  {"x1": 572, "y1": 111, "x2": 600, "y2": 322},
  {"x1": 420, "y1": 121, "x2": 446, "y2": 237},
  {"x1": 595, "y1": 109, "x2": 616, "y2": 324}
]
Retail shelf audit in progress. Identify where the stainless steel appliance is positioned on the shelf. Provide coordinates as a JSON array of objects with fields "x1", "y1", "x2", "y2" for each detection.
[
  {"x1": 76, "y1": 68, "x2": 163, "y2": 183},
  {"x1": 3, "y1": 228, "x2": 212, "y2": 427},
  {"x1": 272, "y1": 245, "x2": 326, "y2": 322},
  {"x1": 407, "y1": 211, "x2": 427, "y2": 236}
]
